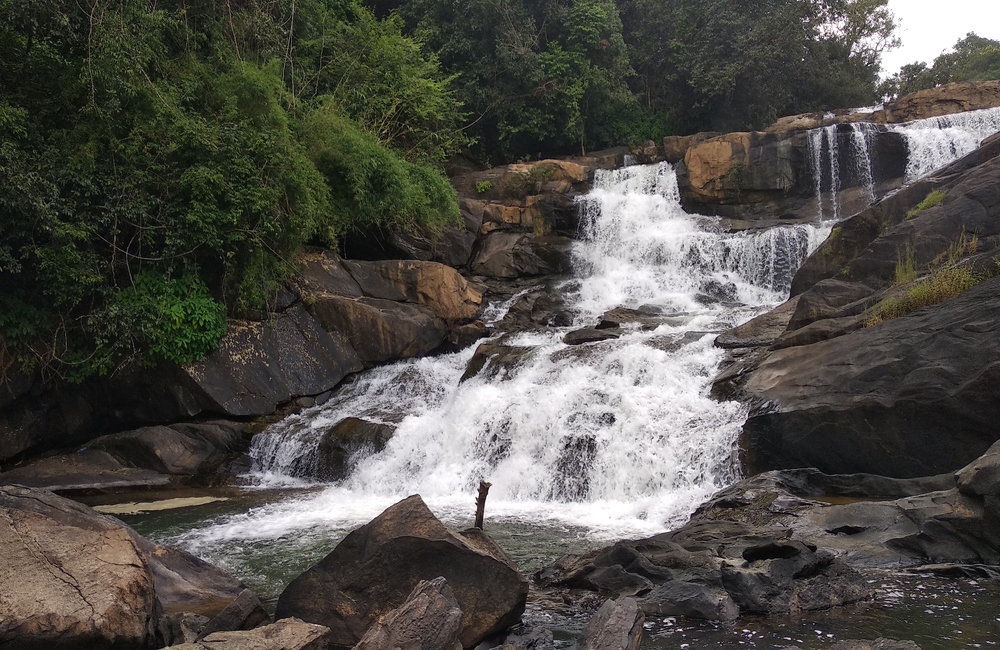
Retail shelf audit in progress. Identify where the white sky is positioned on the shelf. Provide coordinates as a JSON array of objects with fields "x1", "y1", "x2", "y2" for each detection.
[{"x1": 881, "y1": 0, "x2": 1000, "y2": 76}]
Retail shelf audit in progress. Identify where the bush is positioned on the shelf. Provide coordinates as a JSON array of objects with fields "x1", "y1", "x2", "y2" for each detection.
[{"x1": 300, "y1": 101, "x2": 460, "y2": 237}]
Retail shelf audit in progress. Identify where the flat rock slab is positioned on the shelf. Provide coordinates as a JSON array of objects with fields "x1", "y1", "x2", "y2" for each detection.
[
  {"x1": 0, "y1": 449, "x2": 171, "y2": 492},
  {"x1": 165, "y1": 618, "x2": 333, "y2": 650}
]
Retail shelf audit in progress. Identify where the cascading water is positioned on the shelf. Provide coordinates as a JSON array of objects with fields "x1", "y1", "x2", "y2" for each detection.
[
  {"x1": 894, "y1": 105, "x2": 1000, "y2": 179},
  {"x1": 849, "y1": 123, "x2": 877, "y2": 203},
  {"x1": 804, "y1": 106, "x2": 1000, "y2": 223},
  {"x1": 807, "y1": 124, "x2": 842, "y2": 221},
  {"x1": 168, "y1": 163, "x2": 828, "y2": 572}
]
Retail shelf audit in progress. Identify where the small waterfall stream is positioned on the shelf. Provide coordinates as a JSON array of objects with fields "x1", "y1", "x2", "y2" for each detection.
[{"x1": 806, "y1": 105, "x2": 1000, "y2": 220}]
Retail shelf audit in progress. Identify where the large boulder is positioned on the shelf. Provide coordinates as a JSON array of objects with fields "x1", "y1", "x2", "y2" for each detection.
[
  {"x1": 576, "y1": 598, "x2": 643, "y2": 650},
  {"x1": 353, "y1": 577, "x2": 463, "y2": 650},
  {"x1": 470, "y1": 232, "x2": 573, "y2": 278},
  {"x1": 310, "y1": 295, "x2": 447, "y2": 365},
  {"x1": 313, "y1": 418, "x2": 395, "y2": 482},
  {"x1": 0, "y1": 484, "x2": 161, "y2": 649},
  {"x1": 0, "y1": 449, "x2": 172, "y2": 492},
  {"x1": 182, "y1": 306, "x2": 363, "y2": 418},
  {"x1": 275, "y1": 495, "x2": 529, "y2": 649},
  {"x1": 340, "y1": 259, "x2": 482, "y2": 322}
]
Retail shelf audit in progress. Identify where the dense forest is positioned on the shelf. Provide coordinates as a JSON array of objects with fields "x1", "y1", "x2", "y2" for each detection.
[{"x1": 1, "y1": 0, "x2": 999, "y2": 383}]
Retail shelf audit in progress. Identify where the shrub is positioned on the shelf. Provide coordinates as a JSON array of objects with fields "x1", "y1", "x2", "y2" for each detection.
[{"x1": 476, "y1": 181, "x2": 493, "y2": 194}]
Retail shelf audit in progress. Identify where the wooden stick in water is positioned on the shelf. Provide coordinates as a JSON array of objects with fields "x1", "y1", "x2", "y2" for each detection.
[{"x1": 475, "y1": 481, "x2": 492, "y2": 530}]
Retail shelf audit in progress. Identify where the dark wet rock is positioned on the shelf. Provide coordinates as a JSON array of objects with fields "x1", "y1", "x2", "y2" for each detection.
[
  {"x1": 314, "y1": 418, "x2": 395, "y2": 482},
  {"x1": 0, "y1": 484, "x2": 161, "y2": 649},
  {"x1": 196, "y1": 589, "x2": 270, "y2": 641},
  {"x1": 88, "y1": 426, "x2": 218, "y2": 476},
  {"x1": 638, "y1": 581, "x2": 738, "y2": 621},
  {"x1": 446, "y1": 320, "x2": 489, "y2": 352},
  {"x1": 538, "y1": 472, "x2": 892, "y2": 623},
  {"x1": 0, "y1": 384, "x2": 94, "y2": 464},
  {"x1": 498, "y1": 288, "x2": 572, "y2": 331},
  {"x1": 715, "y1": 296, "x2": 800, "y2": 349},
  {"x1": 165, "y1": 618, "x2": 333, "y2": 650},
  {"x1": 275, "y1": 495, "x2": 528, "y2": 649},
  {"x1": 0, "y1": 449, "x2": 172, "y2": 492},
  {"x1": 597, "y1": 307, "x2": 673, "y2": 331},
  {"x1": 184, "y1": 306, "x2": 364, "y2": 418},
  {"x1": 737, "y1": 276, "x2": 1000, "y2": 478},
  {"x1": 576, "y1": 597, "x2": 643, "y2": 650},
  {"x1": 956, "y1": 439, "x2": 1000, "y2": 497},
  {"x1": 490, "y1": 626, "x2": 555, "y2": 650},
  {"x1": 461, "y1": 340, "x2": 536, "y2": 383},
  {"x1": 353, "y1": 577, "x2": 464, "y2": 650},
  {"x1": 563, "y1": 329, "x2": 620, "y2": 345},
  {"x1": 470, "y1": 232, "x2": 573, "y2": 278},
  {"x1": 715, "y1": 135, "x2": 1000, "y2": 479},
  {"x1": 829, "y1": 640, "x2": 921, "y2": 650}
]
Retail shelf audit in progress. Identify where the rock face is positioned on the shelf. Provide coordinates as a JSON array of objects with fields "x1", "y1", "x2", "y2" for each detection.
[
  {"x1": 353, "y1": 577, "x2": 464, "y2": 650},
  {"x1": 675, "y1": 127, "x2": 906, "y2": 221},
  {"x1": 275, "y1": 495, "x2": 529, "y2": 649},
  {"x1": 538, "y1": 502, "x2": 874, "y2": 622},
  {"x1": 314, "y1": 418, "x2": 395, "y2": 482},
  {"x1": 470, "y1": 232, "x2": 573, "y2": 278},
  {"x1": 716, "y1": 135, "x2": 1000, "y2": 478},
  {"x1": 296, "y1": 249, "x2": 483, "y2": 367},
  {"x1": 880, "y1": 80, "x2": 1000, "y2": 124},
  {"x1": 183, "y1": 306, "x2": 364, "y2": 418},
  {"x1": 576, "y1": 598, "x2": 643, "y2": 650},
  {"x1": 0, "y1": 484, "x2": 161, "y2": 649}
]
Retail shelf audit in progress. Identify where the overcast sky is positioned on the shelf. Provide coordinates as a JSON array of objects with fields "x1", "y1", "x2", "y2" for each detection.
[{"x1": 881, "y1": 0, "x2": 1000, "y2": 76}]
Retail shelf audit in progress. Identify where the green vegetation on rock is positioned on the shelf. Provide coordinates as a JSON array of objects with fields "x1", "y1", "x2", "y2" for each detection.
[
  {"x1": 0, "y1": 0, "x2": 462, "y2": 379},
  {"x1": 906, "y1": 190, "x2": 947, "y2": 220}
]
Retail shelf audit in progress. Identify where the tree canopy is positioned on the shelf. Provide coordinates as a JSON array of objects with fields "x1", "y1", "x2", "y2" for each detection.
[
  {"x1": 0, "y1": 0, "x2": 463, "y2": 380},
  {"x1": 881, "y1": 33, "x2": 1000, "y2": 100}
]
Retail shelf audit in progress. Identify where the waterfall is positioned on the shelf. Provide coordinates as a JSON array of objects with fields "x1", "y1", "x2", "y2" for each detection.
[
  {"x1": 894, "y1": 105, "x2": 1000, "y2": 179},
  {"x1": 807, "y1": 125, "x2": 842, "y2": 221},
  {"x1": 804, "y1": 106, "x2": 1000, "y2": 222},
  {"x1": 232, "y1": 163, "x2": 828, "y2": 544},
  {"x1": 849, "y1": 123, "x2": 876, "y2": 204}
]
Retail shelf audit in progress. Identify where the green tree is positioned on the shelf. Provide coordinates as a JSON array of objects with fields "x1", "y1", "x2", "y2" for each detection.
[{"x1": 882, "y1": 33, "x2": 1000, "y2": 100}]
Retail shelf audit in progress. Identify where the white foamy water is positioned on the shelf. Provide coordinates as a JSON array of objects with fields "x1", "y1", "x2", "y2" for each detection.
[
  {"x1": 166, "y1": 163, "x2": 829, "y2": 556},
  {"x1": 894, "y1": 106, "x2": 1000, "y2": 179}
]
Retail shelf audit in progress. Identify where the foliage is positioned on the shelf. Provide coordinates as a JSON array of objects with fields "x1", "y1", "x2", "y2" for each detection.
[
  {"x1": 300, "y1": 101, "x2": 460, "y2": 236},
  {"x1": 906, "y1": 190, "x2": 946, "y2": 219},
  {"x1": 866, "y1": 264, "x2": 984, "y2": 326},
  {"x1": 501, "y1": 166, "x2": 557, "y2": 199},
  {"x1": 476, "y1": 181, "x2": 493, "y2": 194},
  {"x1": 398, "y1": 0, "x2": 639, "y2": 162},
  {"x1": 882, "y1": 33, "x2": 1000, "y2": 100},
  {"x1": 618, "y1": 0, "x2": 898, "y2": 133},
  {"x1": 0, "y1": 0, "x2": 463, "y2": 380}
]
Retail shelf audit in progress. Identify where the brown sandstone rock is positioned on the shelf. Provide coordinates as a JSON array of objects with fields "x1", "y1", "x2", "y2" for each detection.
[
  {"x1": 881, "y1": 80, "x2": 1000, "y2": 124},
  {"x1": 0, "y1": 484, "x2": 160, "y2": 649},
  {"x1": 165, "y1": 618, "x2": 333, "y2": 650}
]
